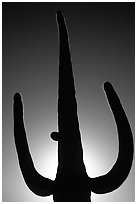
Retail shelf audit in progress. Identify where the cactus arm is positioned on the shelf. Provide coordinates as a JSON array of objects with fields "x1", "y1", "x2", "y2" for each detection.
[
  {"x1": 89, "y1": 82, "x2": 134, "y2": 194},
  {"x1": 13, "y1": 93, "x2": 54, "y2": 196}
]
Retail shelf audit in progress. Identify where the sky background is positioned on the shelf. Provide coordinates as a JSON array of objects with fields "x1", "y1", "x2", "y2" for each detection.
[{"x1": 2, "y1": 2, "x2": 135, "y2": 202}]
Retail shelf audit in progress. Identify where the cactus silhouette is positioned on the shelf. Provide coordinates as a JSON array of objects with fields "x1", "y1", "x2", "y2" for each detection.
[{"x1": 13, "y1": 11, "x2": 134, "y2": 202}]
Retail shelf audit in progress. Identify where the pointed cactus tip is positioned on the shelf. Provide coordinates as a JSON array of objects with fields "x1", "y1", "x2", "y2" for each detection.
[
  {"x1": 56, "y1": 10, "x2": 62, "y2": 16},
  {"x1": 56, "y1": 10, "x2": 64, "y2": 21}
]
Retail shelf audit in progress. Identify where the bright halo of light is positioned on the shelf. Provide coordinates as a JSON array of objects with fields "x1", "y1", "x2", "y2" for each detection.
[{"x1": 35, "y1": 146, "x2": 58, "y2": 180}]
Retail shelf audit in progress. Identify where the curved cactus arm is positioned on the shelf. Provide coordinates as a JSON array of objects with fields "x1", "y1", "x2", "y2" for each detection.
[
  {"x1": 89, "y1": 82, "x2": 134, "y2": 194},
  {"x1": 13, "y1": 93, "x2": 54, "y2": 196}
]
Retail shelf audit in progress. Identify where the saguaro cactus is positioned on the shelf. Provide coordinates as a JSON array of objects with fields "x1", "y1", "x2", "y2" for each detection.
[{"x1": 13, "y1": 11, "x2": 134, "y2": 202}]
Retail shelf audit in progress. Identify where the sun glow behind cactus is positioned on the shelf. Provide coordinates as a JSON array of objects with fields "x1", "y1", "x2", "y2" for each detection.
[{"x1": 34, "y1": 143, "x2": 58, "y2": 180}]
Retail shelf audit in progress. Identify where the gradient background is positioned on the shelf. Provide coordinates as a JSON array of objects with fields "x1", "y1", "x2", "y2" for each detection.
[{"x1": 2, "y1": 2, "x2": 135, "y2": 202}]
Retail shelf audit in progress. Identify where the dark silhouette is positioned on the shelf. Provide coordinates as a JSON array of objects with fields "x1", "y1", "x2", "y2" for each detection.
[{"x1": 13, "y1": 10, "x2": 134, "y2": 202}]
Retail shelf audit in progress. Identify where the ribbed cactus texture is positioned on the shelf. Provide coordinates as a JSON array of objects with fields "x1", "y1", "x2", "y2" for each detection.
[{"x1": 13, "y1": 11, "x2": 134, "y2": 202}]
